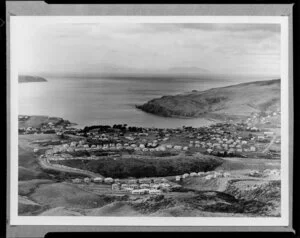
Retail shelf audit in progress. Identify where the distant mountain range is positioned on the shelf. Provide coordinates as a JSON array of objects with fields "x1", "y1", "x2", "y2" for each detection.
[
  {"x1": 18, "y1": 75, "x2": 47, "y2": 83},
  {"x1": 136, "y1": 79, "x2": 280, "y2": 120}
]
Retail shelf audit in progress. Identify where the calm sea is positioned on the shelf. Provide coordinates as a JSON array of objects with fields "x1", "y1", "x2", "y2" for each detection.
[{"x1": 18, "y1": 76, "x2": 274, "y2": 129}]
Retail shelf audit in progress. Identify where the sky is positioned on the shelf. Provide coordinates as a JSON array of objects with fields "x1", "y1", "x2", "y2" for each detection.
[{"x1": 15, "y1": 21, "x2": 281, "y2": 77}]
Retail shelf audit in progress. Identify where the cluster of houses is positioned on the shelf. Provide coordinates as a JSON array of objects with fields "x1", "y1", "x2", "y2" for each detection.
[
  {"x1": 71, "y1": 177, "x2": 175, "y2": 195},
  {"x1": 175, "y1": 170, "x2": 231, "y2": 181},
  {"x1": 33, "y1": 121, "x2": 278, "y2": 159},
  {"x1": 19, "y1": 117, "x2": 73, "y2": 135},
  {"x1": 248, "y1": 169, "x2": 280, "y2": 178},
  {"x1": 69, "y1": 170, "x2": 232, "y2": 196},
  {"x1": 29, "y1": 115, "x2": 279, "y2": 167},
  {"x1": 40, "y1": 138, "x2": 190, "y2": 156},
  {"x1": 182, "y1": 124, "x2": 262, "y2": 156},
  {"x1": 243, "y1": 109, "x2": 281, "y2": 127}
]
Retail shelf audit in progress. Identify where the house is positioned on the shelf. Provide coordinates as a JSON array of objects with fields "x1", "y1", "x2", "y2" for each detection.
[
  {"x1": 160, "y1": 183, "x2": 170, "y2": 188},
  {"x1": 182, "y1": 173, "x2": 189, "y2": 178},
  {"x1": 139, "y1": 178, "x2": 151, "y2": 184},
  {"x1": 72, "y1": 178, "x2": 82, "y2": 183},
  {"x1": 131, "y1": 189, "x2": 146, "y2": 195},
  {"x1": 104, "y1": 177, "x2": 114, "y2": 184},
  {"x1": 250, "y1": 127, "x2": 259, "y2": 132},
  {"x1": 93, "y1": 177, "x2": 103, "y2": 183},
  {"x1": 84, "y1": 177, "x2": 91, "y2": 183},
  {"x1": 121, "y1": 184, "x2": 129, "y2": 189},
  {"x1": 257, "y1": 136, "x2": 265, "y2": 141},
  {"x1": 175, "y1": 176, "x2": 181, "y2": 181},
  {"x1": 33, "y1": 148, "x2": 39, "y2": 153},
  {"x1": 70, "y1": 141, "x2": 77, "y2": 147},
  {"x1": 223, "y1": 172, "x2": 231, "y2": 177},
  {"x1": 190, "y1": 172, "x2": 197, "y2": 177},
  {"x1": 123, "y1": 187, "x2": 133, "y2": 192},
  {"x1": 129, "y1": 184, "x2": 139, "y2": 189},
  {"x1": 140, "y1": 184, "x2": 150, "y2": 189},
  {"x1": 150, "y1": 184, "x2": 160, "y2": 190},
  {"x1": 205, "y1": 174, "x2": 214, "y2": 180},
  {"x1": 250, "y1": 146, "x2": 256, "y2": 152},
  {"x1": 149, "y1": 189, "x2": 162, "y2": 195},
  {"x1": 112, "y1": 183, "x2": 120, "y2": 190},
  {"x1": 128, "y1": 179, "x2": 138, "y2": 184},
  {"x1": 264, "y1": 131, "x2": 275, "y2": 136},
  {"x1": 174, "y1": 145, "x2": 182, "y2": 150},
  {"x1": 158, "y1": 146, "x2": 166, "y2": 151}
]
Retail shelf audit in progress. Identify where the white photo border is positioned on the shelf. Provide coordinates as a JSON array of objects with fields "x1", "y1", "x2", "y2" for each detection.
[{"x1": 9, "y1": 15, "x2": 290, "y2": 227}]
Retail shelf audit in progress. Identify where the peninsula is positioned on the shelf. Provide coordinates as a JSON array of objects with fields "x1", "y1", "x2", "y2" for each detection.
[
  {"x1": 136, "y1": 79, "x2": 280, "y2": 120},
  {"x1": 18, "y1": 75, "x2": 47, "y2": 83}
]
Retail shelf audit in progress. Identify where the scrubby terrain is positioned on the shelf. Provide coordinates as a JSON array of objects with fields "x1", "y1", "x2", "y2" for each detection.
[
  {"x1": 52, "y1": 155, "x2": 223, "y2": 178},
  {"x1": 137, "y1": 79, "x2": 280, "y2": 119}
]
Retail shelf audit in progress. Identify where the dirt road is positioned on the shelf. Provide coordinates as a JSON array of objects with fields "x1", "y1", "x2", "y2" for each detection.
[
  {"x1": 263, "y1": 135, "x2": 277, "y2": 153},
  {"x1": 38, "y1": 156, "x2": 104, "y2": 178}
]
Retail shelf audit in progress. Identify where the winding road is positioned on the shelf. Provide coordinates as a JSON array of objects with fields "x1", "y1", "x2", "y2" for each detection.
[{"x1": 38, "y1": 155, "x2": 104, "y2": 178}]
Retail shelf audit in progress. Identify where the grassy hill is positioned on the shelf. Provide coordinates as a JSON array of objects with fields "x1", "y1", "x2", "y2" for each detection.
[
  {"x1": 136, "y1": 79, "x2": 280, "y2": 120},
  {"x1": 18, "y1": 75, "x2": 47, "y2": 83},
  {"x1": 19, "y1": 115, "x2": 73, "y2": 128}
]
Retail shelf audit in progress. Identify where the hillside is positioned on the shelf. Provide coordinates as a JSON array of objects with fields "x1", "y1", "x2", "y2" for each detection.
[
  {"x1": 18, "y1": 75, "x2": 47, "y2": 83},
  {"x1": 136, "y1": 79, "x2": 280, "y2": 120},
  {"x1": 19, "y1": 115, "x2": 73, "y2": 128}
]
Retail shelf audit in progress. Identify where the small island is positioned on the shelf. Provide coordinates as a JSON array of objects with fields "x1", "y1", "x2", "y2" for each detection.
[{"x1": 18, "y1": 75, "x2": 47, "y2": 83}]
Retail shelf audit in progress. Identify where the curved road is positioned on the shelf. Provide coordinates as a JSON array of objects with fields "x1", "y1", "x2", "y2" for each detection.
[{"x1": 38, "y1": 155, "x2": 104, "y2": 178}]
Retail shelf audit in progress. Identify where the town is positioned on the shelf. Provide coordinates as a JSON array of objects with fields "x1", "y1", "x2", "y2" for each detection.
[{"x1": 19, "y1": 109, "x2": 281, "y2": 195}]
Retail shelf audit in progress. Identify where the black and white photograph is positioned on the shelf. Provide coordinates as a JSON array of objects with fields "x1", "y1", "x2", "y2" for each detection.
[{"x1": 8, "y1": 14, "x2": 291, "y2": 228}]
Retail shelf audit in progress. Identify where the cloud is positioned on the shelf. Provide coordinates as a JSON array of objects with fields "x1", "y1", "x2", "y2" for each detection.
[
  {"x1": 178, "y1": 23, "x2": 280, "y2": 33},
  {"x1": 16, "y1": 20, "x2": 281, "y2": 77}
]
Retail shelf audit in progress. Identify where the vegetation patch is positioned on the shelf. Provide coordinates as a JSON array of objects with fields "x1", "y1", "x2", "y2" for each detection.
[{"x1": 53, "y1": 155, "x2": 223, "y2": 178}]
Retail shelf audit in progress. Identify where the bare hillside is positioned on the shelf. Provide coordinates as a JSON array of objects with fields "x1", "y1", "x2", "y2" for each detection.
[{"x1": 136, "y1": 79, "x2": 280, "y2": 120}]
